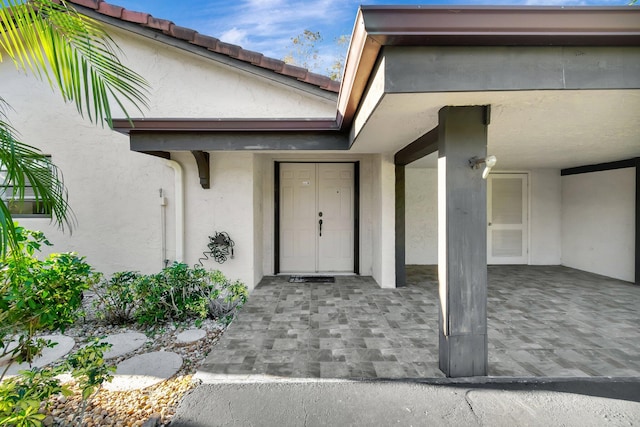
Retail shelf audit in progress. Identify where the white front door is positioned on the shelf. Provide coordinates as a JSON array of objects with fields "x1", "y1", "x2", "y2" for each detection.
[
  {"x1": 487, "y1": 173, "x2": 528, "y2": 264},
  {"x1": 279, "y1": 163, "x2": 354, "y2": 273}
]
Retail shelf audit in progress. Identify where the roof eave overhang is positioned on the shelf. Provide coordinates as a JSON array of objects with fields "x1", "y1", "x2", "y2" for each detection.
[{"x1": 336, "y1": 6, "x2": 640, "y2": 130}]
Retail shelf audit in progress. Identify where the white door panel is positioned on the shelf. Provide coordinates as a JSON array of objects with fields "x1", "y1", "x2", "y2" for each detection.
[
  {"x1": 280, "y1": 164, "x2": 317, "y2": 272},
  {"x1": 488, "y1": 174, "x2": 528, "y2": 264},
  {"x1": 318, "y1": 164, "x2": 354, "y2": 272}
]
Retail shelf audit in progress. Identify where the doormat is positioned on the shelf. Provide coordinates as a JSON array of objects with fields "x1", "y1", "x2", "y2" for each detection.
[{"x1": 288, "y1": 276, "x2": 336, "y2": 283}]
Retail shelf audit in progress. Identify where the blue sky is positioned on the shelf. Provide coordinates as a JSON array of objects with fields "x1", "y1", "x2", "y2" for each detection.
[{"x1": 112, "y1": 0, "x2": 634, "y2": 75}]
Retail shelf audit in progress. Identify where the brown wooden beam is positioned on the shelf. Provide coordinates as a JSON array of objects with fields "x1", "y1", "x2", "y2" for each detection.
[
  {"x1": 191, "y1": 150, "x2": 210, "y2": 189},
  {"x1": 394, "y1": 127, "x2": 439, "y2": 166}
]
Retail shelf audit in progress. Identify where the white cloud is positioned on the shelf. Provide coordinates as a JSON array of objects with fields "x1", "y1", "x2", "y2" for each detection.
[
  {"x1": 219, "y1": 27, "x2": 249, "y2": 46},
  {"x1": 202, "y1": 0, "x2": 353, "y2": 48}
]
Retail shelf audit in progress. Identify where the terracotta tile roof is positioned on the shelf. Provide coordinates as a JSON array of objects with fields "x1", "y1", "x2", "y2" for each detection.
[{"x1": 66, "y1": 0, "x2": 341, "y2": 93}]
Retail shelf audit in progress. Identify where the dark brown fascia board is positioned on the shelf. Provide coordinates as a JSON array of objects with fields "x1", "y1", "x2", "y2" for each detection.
[
  {"x1": 360, "y1": 6, "x2": 640, "y2": 45},
  {"x1": 336, "y1": 6, "x2": 640, "y2": 129},
  {"x1": 112, "y1": 118, "x2": 341, "y2": 135}
]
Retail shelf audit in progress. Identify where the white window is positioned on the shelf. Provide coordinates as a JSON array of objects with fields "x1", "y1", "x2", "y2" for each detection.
[{"x1": 0, "y1": 156, "x2": 53, "y2": 218}]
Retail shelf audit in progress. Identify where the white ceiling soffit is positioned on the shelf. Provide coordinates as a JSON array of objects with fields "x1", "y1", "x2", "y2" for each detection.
[{"x1": 351, "y1": 89, "x2": 640, "y2": 170}]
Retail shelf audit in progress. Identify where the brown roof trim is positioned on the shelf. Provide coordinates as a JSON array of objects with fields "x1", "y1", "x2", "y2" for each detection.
[
  {"x1": 113, "y1": 118, "x2": 341, "y2": 134},
  {"x1": 338, "y1": 6, "x2": 640, "y2": 129},
  {"x1": 360, "y1": 6, "x2": 640, "y2": 45},
  {"x1": 66, "y1": 0, "x2": 340, "y2": 93}
]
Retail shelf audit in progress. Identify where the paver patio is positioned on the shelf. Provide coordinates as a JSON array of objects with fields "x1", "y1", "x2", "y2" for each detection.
[{"x1": 197, "y1": 266, "x2": 640, "y2": 380}]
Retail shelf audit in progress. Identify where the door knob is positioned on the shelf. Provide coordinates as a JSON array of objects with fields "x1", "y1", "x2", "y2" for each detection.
[{"x1": 319, "y1": 219, "x2": 323, "y2": 236}]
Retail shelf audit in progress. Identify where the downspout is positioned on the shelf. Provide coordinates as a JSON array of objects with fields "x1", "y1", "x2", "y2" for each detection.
[
  {"x1": 165, "y1": 160, "x2": 184, "y2": 263},
  {"x1": 160, "y1": 188, "x2": 167, "y2": 268}
]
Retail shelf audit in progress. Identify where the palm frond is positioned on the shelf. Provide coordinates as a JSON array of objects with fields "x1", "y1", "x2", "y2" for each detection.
[{"x1": 0, "y1": 0, "x2": 150, "y2": 127}]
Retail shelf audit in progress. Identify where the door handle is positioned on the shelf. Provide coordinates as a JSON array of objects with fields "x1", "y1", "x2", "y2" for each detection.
[{"x1": 319, "y1": 219, "x2": 323, "y2": 236}]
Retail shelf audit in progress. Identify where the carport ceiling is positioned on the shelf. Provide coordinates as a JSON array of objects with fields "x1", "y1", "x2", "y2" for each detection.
[{"x1": 350, "y1": 89, "x2": 640, "y2": 170}]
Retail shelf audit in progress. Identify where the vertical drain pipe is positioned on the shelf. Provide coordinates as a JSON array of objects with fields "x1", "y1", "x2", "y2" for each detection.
[
  {"x1": 165, "y1": 160, "x2": 184, "y2": 263},
  {"x1": 160, "y1": 188, "x2": 167, "y2": 268}
]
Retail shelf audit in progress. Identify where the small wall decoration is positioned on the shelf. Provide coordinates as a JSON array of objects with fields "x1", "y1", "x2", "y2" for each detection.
[{"x1": 198, "y1": 231, "x2": 235, "y2": 265}]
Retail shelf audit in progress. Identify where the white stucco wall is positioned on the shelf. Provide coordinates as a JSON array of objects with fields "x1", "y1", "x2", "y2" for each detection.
[
  {"x1": 108, "y1": 27, "x2": 337, "y2": 119},
  {"x1": 0, "y1": 58, "x2": 174, "y2": 275},
  {"x1": 405, "y1": 168, "x2": 438, "y2": 264},
  {"x1": 372, "y1": 154, "x2": 396, "y2": 288},
  {"x1": 0, "y1": 22, "x2": 337, "y2": 288},
  {"x1": 561, "y1": 168, "x2": 635, "y2": 282},
  {"x1": 171, "y1": 152, "x2": 259, "y2": 288},
  {"x1": 404, "y1": 168, "x2": 563, "y2": 266},
  {"x1": 253, "y1": 155, "x2": 264, "y2": 286},
  {"x1": 529, "y1": 169, "x2": 562, "y2": 265}
]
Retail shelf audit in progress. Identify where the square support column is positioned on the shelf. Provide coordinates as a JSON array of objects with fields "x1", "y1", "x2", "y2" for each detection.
[
  {"x1": 437, "y1": 106, "x2": 489, "y2": 377},
  {"x1": 395, "y1": 164, "x2": 406, "y2": 287}
]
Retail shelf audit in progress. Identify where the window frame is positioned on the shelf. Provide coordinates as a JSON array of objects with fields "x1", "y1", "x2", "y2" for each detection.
[{"x1": 0, "y1": 155, "x2": 54, "y2": 219}]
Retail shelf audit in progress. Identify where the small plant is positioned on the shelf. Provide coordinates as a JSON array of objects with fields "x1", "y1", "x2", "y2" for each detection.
[
  {"x1": 92, "y1": 271, "x2": 141, "y2": 324},
  {"x1": 0, "y1": 365, "x2": 67, "y2": 427},
  {"x1": 207, "y1": 276, "x2": 248, "y2": 325},
  {"x1": 0, "y1": 340, "x2": 113, "y2": 427},
  {"x1": 64, "y1": 339, "x2": 115, "y2": 425}
]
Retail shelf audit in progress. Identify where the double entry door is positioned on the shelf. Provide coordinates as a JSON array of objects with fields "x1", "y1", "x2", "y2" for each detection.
[{"x1": 279, "y1": 163, "x2": 355, "y2": 273}]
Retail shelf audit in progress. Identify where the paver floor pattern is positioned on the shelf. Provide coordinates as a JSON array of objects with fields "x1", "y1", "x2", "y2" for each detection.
[{"x1": 199, "y1": 266, "x2": 640, "y2": 379}]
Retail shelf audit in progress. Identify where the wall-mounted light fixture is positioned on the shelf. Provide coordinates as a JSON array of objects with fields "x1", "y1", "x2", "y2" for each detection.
[{"x1": 469, "y1": 155, "x2": 497, "y2": 179}]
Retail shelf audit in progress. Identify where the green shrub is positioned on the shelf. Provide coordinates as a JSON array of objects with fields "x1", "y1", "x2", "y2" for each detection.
[
  {"x1": 91, "y1": 271, "x2": 141, "y2": 324},
  {"x1": 92, "y1": 263, "x2": 248, "y2": 327},
  {"x1": 0, "y1": 226, "x2": 100, "y2": 374},
  {"x1": 0, "y1": 226, "x2": 110, "y2": 427}
]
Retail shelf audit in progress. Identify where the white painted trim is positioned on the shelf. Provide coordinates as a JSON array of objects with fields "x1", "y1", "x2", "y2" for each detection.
[{"x1": 165, "y1": 160, "x2": 184, "y2": 263}]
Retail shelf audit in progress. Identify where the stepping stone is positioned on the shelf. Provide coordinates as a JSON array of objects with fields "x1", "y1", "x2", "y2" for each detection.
[
  {"x1": 104, "y1": 351, "x2": 183, "y2": 391},
  {"x1": 176, "y1": 329, "x2": 206, "y2": 345},
  {"x1": 4, "y1": 335, "x2": 75, "y2": 377},
  {"x1": 100, "y1": 332, "x2": 148, "y2": 359}
]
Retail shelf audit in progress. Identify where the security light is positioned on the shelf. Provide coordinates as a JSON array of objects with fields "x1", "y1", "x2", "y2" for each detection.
[{"x1": 468, "y1": 155, "x2": 497, "y2": 179}]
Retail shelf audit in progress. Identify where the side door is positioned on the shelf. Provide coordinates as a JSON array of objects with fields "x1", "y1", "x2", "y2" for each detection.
[{"x1": 487, "y1": 173, "x2": 529, "y2": 264}]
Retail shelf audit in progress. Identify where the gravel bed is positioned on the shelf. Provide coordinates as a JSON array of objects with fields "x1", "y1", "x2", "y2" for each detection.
[
  {"x1": 46, "y1": 375, "x2": 196, "y2": 427},
  {"x1": 35, "y1": 295, "x2": 231, "y2": 427}
]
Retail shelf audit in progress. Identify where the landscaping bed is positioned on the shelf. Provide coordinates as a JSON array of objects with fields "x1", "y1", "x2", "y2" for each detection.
[
  {"x1": 42, "y1": 316, "x2": 227, "y2": 426},
  {"x1": 1, "y1": 227, "x2": 247, "y2": 427}
]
